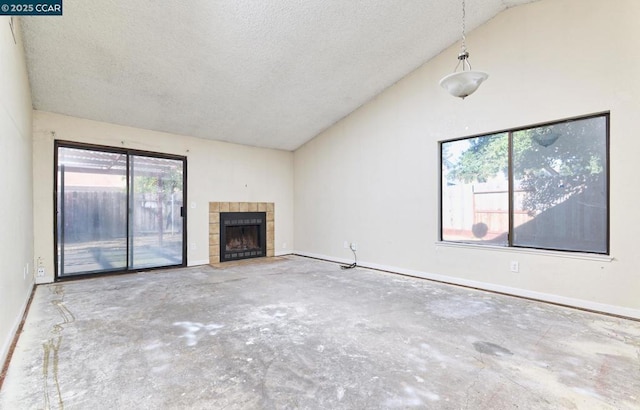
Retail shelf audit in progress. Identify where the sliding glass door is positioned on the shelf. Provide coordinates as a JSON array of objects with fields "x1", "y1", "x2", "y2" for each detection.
[
  {"x1": 129, "y1": 155, "x2": 184, "y2": 269},
  {"x1": 57, "y1": 147, "x2": 128, "y2": 275},
  {"x1": 56, "y1": 143, "x2": 186, "y2": 278}
]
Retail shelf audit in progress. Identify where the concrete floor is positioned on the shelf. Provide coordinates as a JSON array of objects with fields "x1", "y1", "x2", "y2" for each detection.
[{"x1": 1, "y1": 256, "x2": 639, "y2": 409}]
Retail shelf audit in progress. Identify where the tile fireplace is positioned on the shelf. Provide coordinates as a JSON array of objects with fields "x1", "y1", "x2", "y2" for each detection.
[{"x1": 209, "y1": 202, "x2": 274, "y2": 264}]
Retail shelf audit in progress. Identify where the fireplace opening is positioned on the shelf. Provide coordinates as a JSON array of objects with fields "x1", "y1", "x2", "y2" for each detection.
[
  {"x1": 225, "y1": 226, "x2": 259, "y2": 252},
  {"x1": 220, "y1": 212, "x2": 266, "y2": 262}
]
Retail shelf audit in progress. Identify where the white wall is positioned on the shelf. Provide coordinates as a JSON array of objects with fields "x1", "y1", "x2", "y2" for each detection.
[
  {"x1": 33, "y1": 111, "x2": 294, "y2": 283},
  {"x1": 294, "y1": 0, "x2": 640, "y2": 318},
  {"x1": 0, "y1": 17, "x2": 34, "y2": 367}
]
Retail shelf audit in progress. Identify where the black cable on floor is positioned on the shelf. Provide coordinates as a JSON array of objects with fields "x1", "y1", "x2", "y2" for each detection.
[{"x1": 340, "y1": 247, "x2": 357, "y2": 270}]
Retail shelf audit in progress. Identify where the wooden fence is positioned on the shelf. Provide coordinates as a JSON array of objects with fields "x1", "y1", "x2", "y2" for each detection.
[{"x1": 60, "y1": 191, "x2": 182, "y2": 243}]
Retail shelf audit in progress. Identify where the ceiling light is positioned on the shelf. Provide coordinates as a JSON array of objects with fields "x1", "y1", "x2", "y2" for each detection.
[{"x1": 439, "y1": 0, "x2": 488, "y2": 99}]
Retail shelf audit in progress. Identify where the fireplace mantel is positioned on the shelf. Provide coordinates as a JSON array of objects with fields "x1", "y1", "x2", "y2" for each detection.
[{"x1": 209, "y1": 202, "x2": 274, "y2": 264}]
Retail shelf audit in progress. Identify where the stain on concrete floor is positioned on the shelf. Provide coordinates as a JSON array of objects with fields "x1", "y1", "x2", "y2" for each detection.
[{"x1": 1, "y1": 256, "x2": 639, "y2": 409}]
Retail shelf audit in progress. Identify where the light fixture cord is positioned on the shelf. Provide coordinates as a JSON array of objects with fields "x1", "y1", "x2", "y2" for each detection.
[
  {"x1": 454, "y1": 0, "x2": 472, "y2": 71},
  {"x1": 461, "y1": 0, "x2": 467, "y2": 53}
]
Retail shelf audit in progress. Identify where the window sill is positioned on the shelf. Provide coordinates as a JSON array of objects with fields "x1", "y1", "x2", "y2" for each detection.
[{"x1": 435, "y1": 241, "x2": 614, "y2": 262}]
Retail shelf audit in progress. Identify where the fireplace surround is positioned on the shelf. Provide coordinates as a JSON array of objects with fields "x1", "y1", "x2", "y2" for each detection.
[{"x1": 209, "y1": 202, "x2": 274, "y2": 264}]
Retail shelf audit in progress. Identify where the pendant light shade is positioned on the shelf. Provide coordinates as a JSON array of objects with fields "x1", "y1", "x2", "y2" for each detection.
[
  {"x1": 439, "y1": 69, "x2": 488, "y2": 99},
  {"x1": 440, "y1": 1, "x2": 488, "y2": 99}
]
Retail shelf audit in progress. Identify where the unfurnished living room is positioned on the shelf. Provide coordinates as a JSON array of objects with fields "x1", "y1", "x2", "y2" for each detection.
[{"x1": 1, "y1": 0, "x2": 639, "y2": 408}]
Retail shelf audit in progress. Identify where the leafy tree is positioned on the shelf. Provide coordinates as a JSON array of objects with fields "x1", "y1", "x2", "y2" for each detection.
[
  {"x1": 134, "y1": 167, "x2": 182, "y2": 194},
  {"x1": 444, "y1": 116, "x2": 607, "y2": 215},
  {"x1": 446, "y1": 133, "x2": 509, "y2": 183},
  {"x1": 130, "y1": 164, "x2": 183, "y2": 241}
]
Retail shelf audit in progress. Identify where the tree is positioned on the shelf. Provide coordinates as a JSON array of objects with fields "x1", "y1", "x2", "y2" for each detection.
[
  {"x1": 131, "y1": 163, "x2": 184, "y2": 243},
  {"x1": 444, "y1": 116, "x2": 607, "y2": 215}
]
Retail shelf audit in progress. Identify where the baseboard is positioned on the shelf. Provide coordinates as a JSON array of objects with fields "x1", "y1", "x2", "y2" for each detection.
[
  {"x1": 275, "y1": 251, "x2": 294, "y2": 257},
  {"x1": 293, "y1": 251, "x2": 640, "y2": 320},
  {"x1": 187, "y1": 259, "x2": 210, "y2": 267},
  {"x1": 1, "y1": 283, "x2": 34, "y2": 376}
]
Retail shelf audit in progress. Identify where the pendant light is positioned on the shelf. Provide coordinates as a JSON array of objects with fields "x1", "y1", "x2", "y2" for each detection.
[{"x1": 439, "y1": 0, "x2": 488, "y2": 99}]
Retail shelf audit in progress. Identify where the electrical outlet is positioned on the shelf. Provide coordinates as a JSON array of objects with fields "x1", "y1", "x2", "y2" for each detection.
[
  {"x1": 282, "y1": 242, "x2": 287, "y2": 249},
  {"x1": 510, "y1": 261, "x2": 519, "y2": 273},
  {"x1": 23, "y1": 266, "x2": 26, "y2": 279},
  {"x1": 37, "y1": 267, "x2": 45, "y2": 277},
  {"x1": 343, "y1": 241, "x2": 349, "y2": 249},
  {"x1": 350, "y1": 243, "x2": 357, "y2": 251}
]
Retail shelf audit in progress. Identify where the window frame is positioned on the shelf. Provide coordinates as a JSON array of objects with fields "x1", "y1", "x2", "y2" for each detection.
[{"x1": 439, "y1": 112, "x2": 610, "y2": 255}]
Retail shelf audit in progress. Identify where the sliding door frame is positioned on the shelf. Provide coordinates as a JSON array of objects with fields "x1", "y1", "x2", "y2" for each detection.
[{"x1": 54, "y1": 140, "x2": 188, "y2": 280}]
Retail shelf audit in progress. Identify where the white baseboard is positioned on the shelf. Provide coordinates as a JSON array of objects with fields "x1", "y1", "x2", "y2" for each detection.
[
  {"x1": 275, "y1": 251, "x2": 294, "y2": 257},
  {"x1": 187, "y1": 259, "x2": 209, "y2": 267},
  {"x1": 293, "y1": 251, "x2": 640, "y2": 320},
  {"x1": 1, "y1": 283, "x2": 34, "y2": 371}
]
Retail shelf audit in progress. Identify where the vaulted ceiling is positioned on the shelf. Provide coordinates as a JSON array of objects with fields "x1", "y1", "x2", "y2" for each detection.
[{"x1": 21, "y1": 0, "x2": 537, "y2": 151}]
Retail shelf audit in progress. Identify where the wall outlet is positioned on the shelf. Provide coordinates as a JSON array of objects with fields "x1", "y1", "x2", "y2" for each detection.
[
  {"x1": 282, "y1": 242, "x2": 287, "y2": 249},
  {"x1": 343, "y1": 241, "x2": 349, "y2": 249},
  {"x1": 510, "y1": 261, "x2": 519, "y2": 273},
  {"x1": 23, "y1": 266, "x2": 26, "y2": 279},
  {"x1": 37, "y1": 267, "x2": 45, "y2": 277},
  {"x1": 350, "y1": 243, "x2": 358, "y2": 251}
]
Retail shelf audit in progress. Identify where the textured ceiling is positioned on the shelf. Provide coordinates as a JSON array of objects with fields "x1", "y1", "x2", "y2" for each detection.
[{"x1": 21, "y1": 0, "x2": 536, "y2": 151}]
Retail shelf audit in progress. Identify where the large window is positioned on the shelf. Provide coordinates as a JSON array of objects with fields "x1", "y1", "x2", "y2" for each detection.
[{"x1": 440, "y1": 113, "x2": 609, "y2": 254}]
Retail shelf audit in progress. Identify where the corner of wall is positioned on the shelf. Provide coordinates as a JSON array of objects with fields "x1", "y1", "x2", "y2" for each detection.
[{"x1": 0, "y1": 15, "x2": 36, "y2": 371}]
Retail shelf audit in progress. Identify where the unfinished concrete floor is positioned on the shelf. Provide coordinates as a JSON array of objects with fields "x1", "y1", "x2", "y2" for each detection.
[{"x1": 1, "y1": 256, "x2": 639, "y2": 409}]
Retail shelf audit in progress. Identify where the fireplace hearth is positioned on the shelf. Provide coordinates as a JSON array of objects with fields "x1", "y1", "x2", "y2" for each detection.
[{"x1": 220, "y1": 212, "x2": 266, "y2": 262}]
